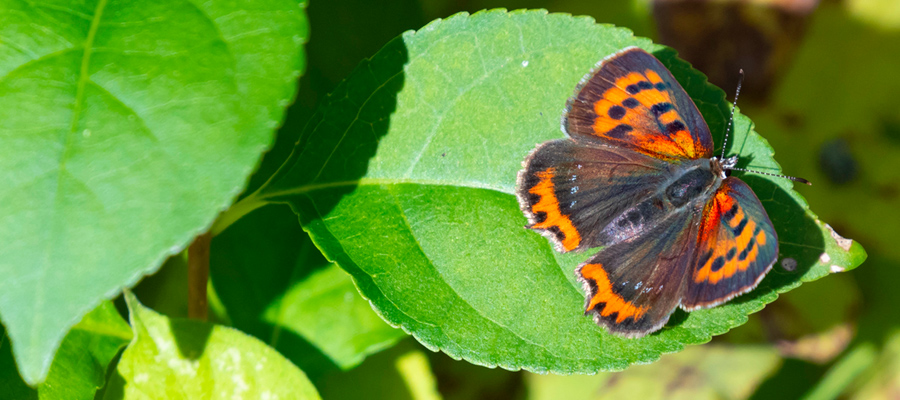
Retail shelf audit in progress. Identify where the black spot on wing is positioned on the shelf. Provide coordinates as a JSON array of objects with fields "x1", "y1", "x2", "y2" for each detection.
[
  {"x1": 698, "y1": 249, "x2": 713, "y2": 268},
  {"x1": 710, "y1": 256, "x2": 726, "y2": 272},
  {"x1": 665, "y1": 121, "x2": 686, "y2": 134},
  {"x1": 726, "y1": 247, "x2": 736, "y2": 261},
  {"x1": 723, "y1": 204, "x2": 739, "y2": 222},
  {"x1": 650, "y1": 102, "x2": 673, "y2": 117},
  {"x1": 739, "y1": 237, "x2": 756, "y2": 261},
  {"x1": 607, "y1": 124, "x2": 633, "y2": 138},
  {"x1": 731, "y1": 218, "x2": 748, "y2": 236},
  {"x1": 547, "y1": 225, "x2": 566, "y2": 241},
  {"x1": 608, "y1": 105, "x2": 626, "y2": 120}
]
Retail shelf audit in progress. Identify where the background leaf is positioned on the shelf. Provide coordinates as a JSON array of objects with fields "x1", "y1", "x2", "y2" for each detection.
[
  {"x1": 315, "y1": 340, "x2": 441, "y2": 400},
  {"x1": 210, "y1": 204, "x2": 405, "y2": 374},
  {"x1": 112, "y1": 293, "x2": 320, "y2": 400},
  {"x1": 0, "y1": 302, "x2": 131, "y2": 399},
  {"x1": 248, "y1": 9, "x2": 865, "y2": 373},
  {"x1": 0, "y1": 0, "x2": 307, "y2": 383},
  {"x1": 525, "y1": 344, "x2": 782, "y2": 400}
]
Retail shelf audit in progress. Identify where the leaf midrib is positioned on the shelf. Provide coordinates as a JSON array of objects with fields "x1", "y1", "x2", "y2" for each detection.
[
  {"x1": 270, "y1": 178, "x2": 620, "y2": 365},
  {"x1": 260, "y1": 178, "x2": 513, "y2": 201},
  {"x1": 34, "y1": 0, "x2": 110, "y2": 356}
]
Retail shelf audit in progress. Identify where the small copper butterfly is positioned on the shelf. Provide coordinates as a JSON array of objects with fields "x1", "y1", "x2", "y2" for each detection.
[{"x1": 516, "y1": 47, "x2": 807, "y2": 338}]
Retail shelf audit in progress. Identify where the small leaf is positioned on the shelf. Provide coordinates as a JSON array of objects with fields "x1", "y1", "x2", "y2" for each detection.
[
  {"x1": 0, "y1": 1, "x2": 307, "y2": 383},
  {"x1": 211, "y1": 205, "x2": 404, "y2": 371},
  {"x1": 116, "y1": 292, "x2": 320, "y2": 399},
  {"x1": 0, "y1": 302, "x2": 132, "y2": 399},
  {"x1": 255, "y1": 10, "x2": 865, "y2": 373}
]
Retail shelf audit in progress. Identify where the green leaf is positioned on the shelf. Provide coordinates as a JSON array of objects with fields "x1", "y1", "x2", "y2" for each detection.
[
  {"x1": 210, "y1": 205, "x2": 404, "y2": 371},
  {"x1": 1, "y1": 302, "x2": 132, "y2": 399},
  {"x1": 0, "y1": 1, "x2": 307, "y2": 383},
  {"x1": 316, "y1": 340, "x2": 441, "y2": 400},
  {"x1": 250, "y1": 9, "x2": 865, "y2": 373},
  {"x1": 114, "y1": 292, "x2": 320, "y2": 400},
  {"x1": 525, "y1": 344, "x2": 782, "y2": 400}
]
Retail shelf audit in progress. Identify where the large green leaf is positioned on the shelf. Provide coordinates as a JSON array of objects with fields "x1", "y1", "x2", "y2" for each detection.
[
  {"x1": 0, "y1": 0, "x2": 307, "y2": 383},
  {"x1": 112, "y1": 293, "x2": 320, "y2": 399},
  {"x1": 239, "y1": 9, "x2": 864, "y2": 373},
  {"x1": 0, "y1": 302, "x2": 132, "y2": 400}
]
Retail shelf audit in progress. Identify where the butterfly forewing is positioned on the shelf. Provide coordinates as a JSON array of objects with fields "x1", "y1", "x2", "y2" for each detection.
[
  {"x1": 563, "y1": 47, "x2": 714, "y2": 161},
  {"x1": 683, "y1": 177, "x2": 778, "y2": 310},
  {"x1": 517, "y1": 139, "x2": 673, "y2": 252}
]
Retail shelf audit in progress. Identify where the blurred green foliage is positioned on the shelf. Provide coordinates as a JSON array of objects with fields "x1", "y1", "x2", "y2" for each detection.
[{"x1": 226, "y1": 0, "x2": 892, "y2": 398}]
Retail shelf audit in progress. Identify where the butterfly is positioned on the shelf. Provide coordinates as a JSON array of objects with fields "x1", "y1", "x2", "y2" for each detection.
[{"x1": 516, "y1": 47, "x2": 802, "y2": 338}]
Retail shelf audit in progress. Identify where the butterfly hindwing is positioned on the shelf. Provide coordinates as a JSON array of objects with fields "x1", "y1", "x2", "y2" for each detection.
[
  {"x1": 683, "y1": 177, "x2": 779, "y2": 309},
  {"x1": 517, "y1": 139, "x2": 674, "y2": 252},
  {"x1": 563, "y1": 47, "x2": 714, "y2": 161},
  {"x1": 577, "y1": 207, "x2": 701, "y2": 337}
]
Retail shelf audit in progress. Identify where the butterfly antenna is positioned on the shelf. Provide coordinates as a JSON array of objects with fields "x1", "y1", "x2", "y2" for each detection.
[
  {"x1": 721, "y1": 69, "x2": 812, "y2": 186},
  {"x1": 728, "y1": 166, "x2": 812, "y2": 185},
  {"x1": 721, "y1": 69, "x2": 744, "y2": 160}
]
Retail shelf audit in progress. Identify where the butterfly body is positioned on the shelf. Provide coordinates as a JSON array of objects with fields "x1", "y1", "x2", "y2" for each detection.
[{"x1": 516, "y1": 47, "x2": 778, "y2": 338}]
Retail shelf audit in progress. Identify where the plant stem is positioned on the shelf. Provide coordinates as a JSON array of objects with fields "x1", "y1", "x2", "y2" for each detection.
[
  {"x1": 188, "y1": 232, "x2": 211, "y2": 320},
  {"x1": 211, "y1": 193, "x2": 267, "y2": 236}
]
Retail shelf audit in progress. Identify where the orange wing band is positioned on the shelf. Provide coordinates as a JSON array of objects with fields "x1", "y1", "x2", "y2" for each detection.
[
  {"x1": 581, "y1": 263, "x2": 648, "y2": 323},
  {"x1": 528, "y1": 168, "x2": 581, "y2": 251},
  {"x1": 588, "y1": 68, "x2": 709, "y2": 160},
  {"x1": 693, "y1": 190, "x2": 767, "y2": 284}
]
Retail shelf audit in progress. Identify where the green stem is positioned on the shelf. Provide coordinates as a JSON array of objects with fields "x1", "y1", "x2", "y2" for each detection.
[{"x1": 211, "y1": 192, "x2": 268, "y2": 236}]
